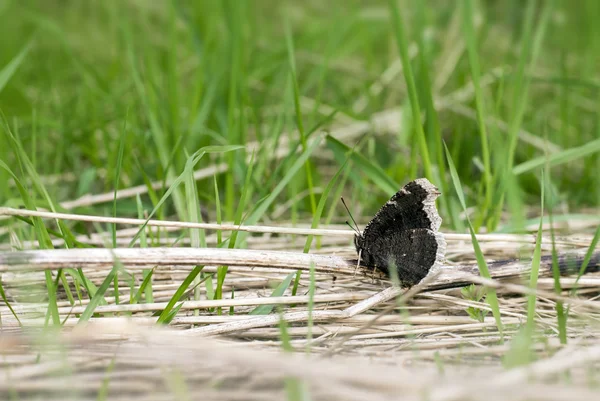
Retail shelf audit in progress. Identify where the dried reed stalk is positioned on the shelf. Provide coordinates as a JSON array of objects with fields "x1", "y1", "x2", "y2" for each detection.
[
  {"x1": 1, "y1": 247, "x2": 598, "y2": 291},
  {"x1": 1, "y1": 207, "x2": 594, "y2": 247}
]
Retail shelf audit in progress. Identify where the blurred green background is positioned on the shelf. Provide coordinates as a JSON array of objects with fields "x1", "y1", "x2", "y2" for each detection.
[{"x1": 1, "y1": 0, "x2": 599, "y2": 236}]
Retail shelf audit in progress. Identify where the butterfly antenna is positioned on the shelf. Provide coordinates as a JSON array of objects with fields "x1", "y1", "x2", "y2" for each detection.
[
  {"x1": 341, "y1": 197, "x2": 361, "y2": 235},
  {"x1": 345, "y1": 220, "x2": 359, "y2": 235}
]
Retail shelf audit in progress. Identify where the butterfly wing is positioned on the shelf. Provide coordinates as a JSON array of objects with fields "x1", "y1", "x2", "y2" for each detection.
[
  {"x1": 354, "y1": 178, "x2": 445, "y2": 286},
  {"x1": 358, "y1": 228, "x2": 446, "y2": 287},
  {"x1": 359, "y1": 178, "x2": 442, "y2": 244}
]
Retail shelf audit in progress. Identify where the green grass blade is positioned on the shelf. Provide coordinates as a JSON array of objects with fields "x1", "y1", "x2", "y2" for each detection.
[
  {"x1": 229, "y1": 287, "x2": 235, "y2": 315},
  {"x1": 223, "y1": 1, "x2": 246, "y2": 222},
  {"x1": 388, "y1": 0, "x2": 432, "y2": 179},
  {"x1": 504, "y1": 171, "x2": 546, "y2": 367},
  {"x1": 277, "y1": 306, "x2": 307, "y2": 400},
  {"x1": 513, "y1": 137, "x2": 600, "y2": 175},
  {"x1": 443, "y1": 142, "x2": 503, "y2": 338},
  {"x1": 548, "y1": 213, "x2": 567, "y2": 344},
  {"x1": 573, "y1": 225, "x2": 600, "y2": 286},
  {"x1": 111, "y1": 115, "x2": 128, "y2": 305},
  {"x1": 182, "y1": 146, "x2": 207, "y2": 313},
  {"x1": 285, "y1": 20, "x2": 317, "y2": 217},
  {"x1": 249, "y1": 272, "x2": 296, "y2": 315},
  {"x1": 96, "y1": 356, "x2": 117, "y2": 401},
  {"x1": 184, "y1": 149, "x2": 206, "y2": 249},
  {"x1": 112, "y1": 114, "x2": 128, "y2": 247},
  {"x1": 525, "y1": 171, "x2": 545, "y2": 334},
  {"x1": 59, "y1": 270, "x2": 75, "y2": 306},
  {"x1": 505, "y1": 0, "x2": 540, "y2": 167},
  {"x1": 79, "y1": 262, "x2": 120, "y2": 323},
  {"x1": 561, "y1": 225, "x2": 600, "y2": 322},
  {"x1": 1, "y1": 126, "x2": 60, "y2": 326},
  {"x1": 127, "y1": 145, "x2": 243, "y2": 247},
  {"x1": 544, "y1": 154, "x2": 567, "y2": 344},
  {"x1": 0, "y1": 277, "x2": 21, "y2": 326},
  {"x1": 414, "y1": 2, "x2": 453, "y2": 229},
  {"x1": 125, "y1": 29, "x2": 186, "y2": 220},
  {"x1": 130, "y1": 268, "x2": 155, "y2": 305},
  {"x1": 161, "y1": 302, "x2": 185, "y2": 325},
  {"x1": 213, "y1": 175, "x2": 223, "y2": 245},
  {"x1": 303, "y1": 149, "x2": 351, "y2": 253},
  {"x1": 0, "y1": 40, "x2": 33, "y2": 94},
  {"x1": 326, "y1": 135, "x2": 398, "y2": 195},
  {"x1": 493, "y1": 0, "x2": 553, "y2": 225},
  {"x1": 136, "y1": 194, "x2": 154, "y2": 303},
  {"x1": 305, "y1": 262, "x2": 316, "y2": 353},
  {"x1": 461, "y1": 0, "x2": 493, "y2": 227},
  {"x1": 227, "y1": 152, "x2": 255, "y2": 249},
  {"x1": 156, "y1": 266, "x2": 203, "y2": 324},
  {"x1": 245, "y1": 136, "x2": 323, "y2": 224},
  {"x1": 215, "y1": 153, "x2": 255, "y2": 310}
]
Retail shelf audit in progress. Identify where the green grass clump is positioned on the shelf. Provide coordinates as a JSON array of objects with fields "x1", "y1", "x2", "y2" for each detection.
[{"x1": 1, "y1": 1, "x2": 599, "y2": 225}]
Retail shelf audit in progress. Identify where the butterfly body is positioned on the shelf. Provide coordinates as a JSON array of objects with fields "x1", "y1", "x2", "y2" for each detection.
[{"x1": 354, "y1": 178, "x2": 446, "y2": 287}]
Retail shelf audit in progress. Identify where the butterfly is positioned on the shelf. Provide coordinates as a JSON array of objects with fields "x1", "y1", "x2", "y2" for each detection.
[{"x1": 351, "y1": 178, "x2": 446, "y2": 287}]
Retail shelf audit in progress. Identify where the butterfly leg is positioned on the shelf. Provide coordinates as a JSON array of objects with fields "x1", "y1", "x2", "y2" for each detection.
[{"x1": 353, "y1": 249, "x2": 363, "y2": 277}]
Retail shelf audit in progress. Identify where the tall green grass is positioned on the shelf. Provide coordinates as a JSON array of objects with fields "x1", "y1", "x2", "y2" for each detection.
[{"x1": 1, "y1": 1, "x2": 599, "y2": 223}]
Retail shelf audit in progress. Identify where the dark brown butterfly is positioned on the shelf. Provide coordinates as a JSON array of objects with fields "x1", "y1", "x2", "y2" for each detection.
[{"x1": 352, "y1": 178, "x2": 446, "y2": 287}]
